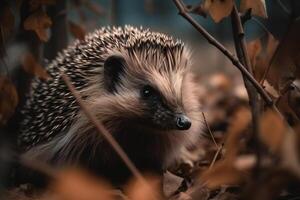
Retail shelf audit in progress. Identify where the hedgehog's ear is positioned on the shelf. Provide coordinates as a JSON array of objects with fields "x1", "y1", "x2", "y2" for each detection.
[{"x1": 103, "y1": 55, "x2": 126, "y2": 93}]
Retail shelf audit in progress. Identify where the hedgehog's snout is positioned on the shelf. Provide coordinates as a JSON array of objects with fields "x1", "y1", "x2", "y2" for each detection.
[{"x1": 175, "y1": 114, "x2": 191, "y2": 130}]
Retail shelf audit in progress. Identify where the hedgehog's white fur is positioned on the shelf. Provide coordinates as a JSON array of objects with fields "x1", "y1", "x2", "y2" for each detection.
[{"x1": 19, "y1": 26, "x2": 202, "y2": 183}]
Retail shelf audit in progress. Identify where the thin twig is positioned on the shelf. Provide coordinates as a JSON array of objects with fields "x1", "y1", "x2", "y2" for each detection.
[
  {"x1": 201, "y1": 112, "x2": 218, "y2": 148},
  {"x1": 209, "y1": 144, "x2": 224, "y2": 170},
  {"x1": 172, "y1": 0, "x2": 273, "y2": 106},
  {"x1": 231, "y1": 3, "x2": 262, "y2": 176},
  {"x1": 60, "y1": 73, "x2": 154, "y2": 192}
]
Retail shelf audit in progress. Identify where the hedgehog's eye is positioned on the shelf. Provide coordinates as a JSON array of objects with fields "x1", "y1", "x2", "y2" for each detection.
[{"x1": 141, "y1": 85, "x2": 155, "y2": 98}]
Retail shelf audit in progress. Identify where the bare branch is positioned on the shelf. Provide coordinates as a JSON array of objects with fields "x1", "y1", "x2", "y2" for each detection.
[{"x1": 172, "y1": 0, "x2": 273, "y2": 106}]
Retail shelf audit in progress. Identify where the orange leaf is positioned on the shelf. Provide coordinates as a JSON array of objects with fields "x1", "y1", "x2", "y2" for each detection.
[
  {"x1": 225, "y1": 107, "x2": 251, "y2": 159},
  {"x1": 22, "y1": 53, "x2": 51, "y2": 80},
  {"x1": 200, "y1": 159, "x2": 245, "y2": 189},
  {"x1": 247, "y1": 38, "x2": 262, "y2": 72},
  {"x1": 53, "y1": 169, "x2": 113, "y2": 200},
  {"x1": 0, "y1": 77, "x2": 18, "y2": 125},
  {"x1": 259, "y1": 110, "x2": 286, "y2": 153},
  {"x1": 24, "y1": 9, "x2": 52, "y2": 42},
  {"x1": 125, "y1": 175, "x2": 163, "y2": 200},
  {"x1": 203, "y1": 0, "x2": 234, "y2": 23},
  {"x1": 69, "y1": 20, "x2": 86, "y2": 41},
  {"x1": 240, "y1": 0, "x2": 267, "y2": 18}
]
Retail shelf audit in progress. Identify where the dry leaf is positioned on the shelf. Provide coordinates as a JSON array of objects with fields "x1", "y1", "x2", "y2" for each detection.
[
  {"x1": 22, "y1": 53, "x2": 50, "y2": 80},
  {"x1": 225, "y1": 107, "x2": 251, "y2": 159},
  {"x1": 53, "y1": 169, "x2": 113, "y2": 200},
  {"x1": 24, "y1": 9, "x2": 52, "y2": 42},
  {"x1": 200, "y1": 159, "x2": 245, "y2": 189},
  {"x1": 247, "y1": 38, "x2": 262, "y2": 73},
  {"x1": 0, "y1": 77, "x2": 18, "y2": 125},
  {"x1": 125, "y1": 175, "x2": 163, "y2": 200},
  {"x1": 69, "y1": 20, "x2": 86, "y2": 41},
  {"x1": 203, "y1": 0, "x2": 234, "y2": 23},
  {"x1": 259, "y1": 110, "x2": 286, "y2": 153},
  {"x1": 267, "y1": 20, "x2": 300, "y2": 91},
  {"x1": 240, "y1": 0, "x2": 267, "y2": 18}
]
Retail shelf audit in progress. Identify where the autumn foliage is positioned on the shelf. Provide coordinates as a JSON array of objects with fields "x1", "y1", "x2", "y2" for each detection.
[{"x1": 1, "y1": 0, "x2": 300, "y2": 200}]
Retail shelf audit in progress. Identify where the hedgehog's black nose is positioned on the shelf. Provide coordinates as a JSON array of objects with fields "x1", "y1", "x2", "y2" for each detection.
[{"x1": 176, "y1": 115, "x2": 191, "y2": 130}]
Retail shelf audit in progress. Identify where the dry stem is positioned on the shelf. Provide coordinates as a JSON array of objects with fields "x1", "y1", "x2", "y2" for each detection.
[
  {"x1": 61, "y1": 73, "x2": 156, "y2": 194},
  {"x1": 172, "y1": 0, "x2": 273, "y2": 106}
]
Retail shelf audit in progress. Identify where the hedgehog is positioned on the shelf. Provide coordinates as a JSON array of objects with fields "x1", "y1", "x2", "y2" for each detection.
[{"x1": 18, "y1": 26, "x2": 202, "y2": 185}]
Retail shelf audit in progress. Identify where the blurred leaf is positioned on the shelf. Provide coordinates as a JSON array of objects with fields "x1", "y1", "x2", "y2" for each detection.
[
  {"x1": 125, "y1": 176, "x2": 163, "y2": 200},
  {"x1": 68, "y1": 20, "x2": 86, "y2": 41},
  {"x1": 52, "y1": 169, "x2": 113, "y2": 200},
  {"x1": 85, "y1": 1, "x2": 105, "y2": 16},
  {"x1": 22, "y1": 52, "x2": 51, "y2": 80},
  {"x1": 225, "y1": 107, "x2": 251, "y2": 159},
  {"x1": 240, "y1": 0, "x2": 267, "y2": 18},
  {"x1": 259, "y1": 110, "x2": 286, "y2": 153},
  {"x1": 202, "y1": 0, "x2": 234, "y2": 23},
  {"x1": 0, "y1": 76, "x2": 18, "y2": 126},
  {"x1": 24, "y1": 9, "x2": 52, "y2": 42},
  {"x1": 200, "y1": 159, "x2": 245, "y2": 189}
]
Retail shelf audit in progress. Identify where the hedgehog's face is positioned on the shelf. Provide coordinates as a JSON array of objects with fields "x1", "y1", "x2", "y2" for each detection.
[{"x1": 102, "y1": 48, "x2": 194, "y2": 131}]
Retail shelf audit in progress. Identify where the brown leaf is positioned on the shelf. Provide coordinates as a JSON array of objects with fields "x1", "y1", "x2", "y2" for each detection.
[
  {"x1": 247, "y1": 38, "x2": 262, "y2": 74},
  {"x1": 259, "y1": 110, "x2": 286, "y2": 153},
  {"x1": 0, "y1": 77, "x2": 18, "y2": 126},
  {"x1": 240, "y1": 0, "x2": 267, "y2": 18},
  {"x1": 22, "y1": 53, "x2": 50, "y2": 80},
  {"x1": 203, "y1": 0, "x2": 234, "y2": 23},
  {"x1": 225, "y1": 106, "x2": 251, "y2": 159},
  {"x1": 68, "y1": 20, "x2": 86, "y2": 41},
  {"x1": 24, "y1": 9, "x2": 52, "y2": 42},
  {"x1": 267, "y1": 20, "x2": 300, "y2": 91},
  {"x1": 52, "y1": 169, "x2": 113, "y2": 200},
  {"x1": 200, "y1": 159, "x2": 245, "y2": 189},
  {"x1": 125, "y1": 175, "x2": 163, "y2": 200}
]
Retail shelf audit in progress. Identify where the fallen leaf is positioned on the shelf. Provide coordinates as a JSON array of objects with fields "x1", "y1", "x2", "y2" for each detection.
[
  {"x1": 203, "y1": 0, "x2": 234, "y2": 23},
  {"x1": 225, "y1": 106, "x2": 251, "y2": 159},
  {"x1": 125, "y1": 175, "x2": 163, "y2": 200},
  {"x1": 24, "y1": 9, "x2": 52, "y2": 42},
  {"x1": 0, "y1": 77, "x2": 18, "y2": 126},
  {"x1": 52, "y1": 169, "x2": 113, "y2": 200},
  {"x1": 68, "y1": 20, "x2": 86, "y2": 41},
  {"x1": 22, "y1": 52, "x2": 50, "y2": 80},
  {"x1": 259, "y1": 110, "x2": 286, "y2": 153},
  {"x1": 200, "y1": 159, "x2": 245, "y2": 189},
  {"x1": 240, "y1": 0, "x2": 267, "y2": 18}
]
